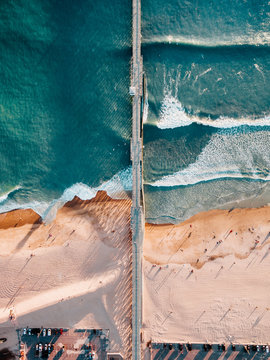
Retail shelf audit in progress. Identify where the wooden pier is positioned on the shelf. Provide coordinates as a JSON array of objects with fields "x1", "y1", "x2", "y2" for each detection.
[{"x1": 130, "y1": 0, "x2": 144, "y2": 358}]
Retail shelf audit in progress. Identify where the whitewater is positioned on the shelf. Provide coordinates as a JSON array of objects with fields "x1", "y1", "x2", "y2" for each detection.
[
  {"x1": 146, "y1": 130, "x2": 270, "y2": 188},
  {"x1": 0, "y1": 166, "x2": 132, "y2": 222},
  {"x1": 156, "y1": 93, "x2": 270, "y2": 129}
]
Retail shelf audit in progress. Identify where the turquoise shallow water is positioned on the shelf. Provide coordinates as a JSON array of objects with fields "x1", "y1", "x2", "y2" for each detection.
[
  {"x1": 0, "y1": 1, "x2": 132, "y2": 219},
  {"x1": 142, "y1": 0, "x2": 270, "y2": 223}
]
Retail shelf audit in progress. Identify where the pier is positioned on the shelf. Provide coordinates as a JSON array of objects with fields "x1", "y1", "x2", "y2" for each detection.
[{"x1": 130, "y1": 0, "x2": 144, "y2": 358}]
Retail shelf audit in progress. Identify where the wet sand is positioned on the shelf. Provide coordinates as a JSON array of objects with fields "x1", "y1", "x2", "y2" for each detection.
[{"x1": 143, "y1": 206, "x2": 270, "y2": 346}]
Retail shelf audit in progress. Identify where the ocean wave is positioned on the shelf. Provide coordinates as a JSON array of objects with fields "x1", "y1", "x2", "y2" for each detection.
[
  {"x1": 142, "y1": 33, "x2": 270, "y2": 48},
  {"x1": 147, "y1": 131, "x2": 270, "y2": 187},
  {"x1": 149, "y1": 169, "x2": 270, "y2": 187},
  {"x1": 157, "y1": 93, "x2": 270, "y2": 129},
  {"x1": 0, "y1": 166, "x2": 132, "y2": 222},
  {"x1": 0, "y1": 186, "x2": 22, "y2": 203}
]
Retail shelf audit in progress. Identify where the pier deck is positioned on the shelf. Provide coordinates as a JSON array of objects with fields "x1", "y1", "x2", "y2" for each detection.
[{"x1": 131, "y1": 0, "x2": 143, "y2": 358}]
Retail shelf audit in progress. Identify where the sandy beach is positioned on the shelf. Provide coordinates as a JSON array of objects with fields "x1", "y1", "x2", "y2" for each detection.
[
  {"x1": 143, "y1": 206, "x2": 270, "y2": 347},
  {"x1": 0, "y1": 191, "x2": 132, "y2": 358}
]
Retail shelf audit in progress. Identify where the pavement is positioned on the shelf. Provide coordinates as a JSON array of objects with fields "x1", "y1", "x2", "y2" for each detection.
[
  {"x1": 150, "y1": 343, "x2": 270, "y2": 360},
  {"x1": 19, "y1": 328, "x2": 109, "y2": 360}
]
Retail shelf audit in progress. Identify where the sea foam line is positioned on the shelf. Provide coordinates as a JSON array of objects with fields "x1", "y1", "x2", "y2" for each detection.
[
  {"x1": 143, "y1": 32, "x2": 270, "y2": 47},
  {"x1": 0, "y1": 185, "x2": 22, "y2": 203},
  {"x1": 157, "y1": 93, "x2": 270, "y2": 129},
  {"x1": 147, "y1": 131, "x2": 270, "y2": 187},
  {"x1": 0, "y1": 166, "x2": 133, "y2": 222}
]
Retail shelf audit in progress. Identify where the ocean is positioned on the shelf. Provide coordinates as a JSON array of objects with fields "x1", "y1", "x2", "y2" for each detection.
[
  {"x1": 0, "y1": 0, "x2": 132, "y2": 221},
  {"x1": 1, "y1": 1, "x2": 270, "y2": 225},
  {"x1": 142, "y1": 0, "x2": 270, "y2": 223}
]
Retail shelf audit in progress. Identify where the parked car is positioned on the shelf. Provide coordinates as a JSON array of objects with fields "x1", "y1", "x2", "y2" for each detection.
[
  {"x1": 48, "y1": 344, "x2": 53, "y2": 354},
  {"x1": 257, "y1": 345, "x2": 260, "y2": 352},
  {"x1": 266, "y1": 345, "x2": 269, "y2": 353},
  {"x1": 42, "y1": 328, "x2": 46, "y2": 336},
  {"x1": 42, "y1": 344, "x2": 48, "y2": 358},
  {"x1": 38, "y1": 343, "x2": 42, "y2": 353},
  {"x1": 23, "y1": 328, "x2": 27, "y2": 336},
  {"x1": 28, "y1": 328, "x2": 32, "y2": 335},
  {"x1": 47, "y1": 328, "x2": 51, "y2": 336}
]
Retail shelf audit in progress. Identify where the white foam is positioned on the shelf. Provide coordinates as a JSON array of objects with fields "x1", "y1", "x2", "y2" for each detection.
[
  {"x1": 43, "y1": 166, "x2": 133, "y2": 222},
  {"x1": 157, "y1": 93, "x2": 270, "y2": 129},
  {"x1": 0, "y1": 199, "x2": 50, "y2": 217},
  {"x1": 0, "y1": 166, "x2": 133, "y2": 222},
  {"x1": 143, "y1": 32, "x2": 270, "y2": 47},
  {"x1": 0, "y1": 185, "x2": 21, "y2": 203},
  {"x1": 148, "y1": 131, "x2": 270, "y2": 187}
]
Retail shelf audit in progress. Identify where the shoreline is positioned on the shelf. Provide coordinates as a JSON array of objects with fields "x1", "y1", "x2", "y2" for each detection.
[
  {"x1": 0, "y1": 190, "x2": 132, "y2": 358},
  {"x1": 144, "y1": 205, "x2": 270, "y2": 268},
  {"x1": 143, "y1": 205, "x2": 270, "y2": 346},
  {"x1": 1, "y1": 195, "x2": 270, "y2": 349}
]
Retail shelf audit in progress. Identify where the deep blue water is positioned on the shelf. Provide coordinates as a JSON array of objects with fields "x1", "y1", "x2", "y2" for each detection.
[
  {"x1": 142, "y1": 0, "x2": 270, "y2": 223},
  {"x1": 0, "y1": 0, "x2": 132, "y2": 219}
]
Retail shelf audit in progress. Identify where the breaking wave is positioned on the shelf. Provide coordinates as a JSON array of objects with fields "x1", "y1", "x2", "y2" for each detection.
[
  {"x1": 143, "y1": 33, "x2": 270, "y2": 48},
  {"x1": 0, "y1": 166, "x2": 132, "y2": 222},
  {"x1": 147, "y1": 131, "x2": 270, "y2": 187},
  {"x1": 157, "y1": 93, "x2": 270, "y2": 129},
  {"x1": 0, "y1": 186, "x2": 22, "y2": 203}
]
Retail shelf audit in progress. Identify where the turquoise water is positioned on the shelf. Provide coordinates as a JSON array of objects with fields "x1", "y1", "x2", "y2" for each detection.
[
  {"x1": 142, "y1": 0, "x2": 270, "y2": 223},
  {"x1": 0, "y1": 1, "x2": 132, "y2": 219},
  {"x1": 1, "y1": 1, "x2": 270, "y2": 224}
]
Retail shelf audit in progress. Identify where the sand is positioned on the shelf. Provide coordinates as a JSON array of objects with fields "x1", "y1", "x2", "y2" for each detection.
[
  {"x1": 143, "y1": 206, "x2": 270, "y2": 346},
  {"x1": 1, "y1": 193, "x2": 270, "y2": 357},
  {"x1": 0, "y1": 191, "x2": 132, "y2": 359}
]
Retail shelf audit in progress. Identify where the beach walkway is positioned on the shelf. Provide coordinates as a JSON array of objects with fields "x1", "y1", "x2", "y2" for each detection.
[{"x1": 130, "y1": 0, "x2": 143, "y2": 358}]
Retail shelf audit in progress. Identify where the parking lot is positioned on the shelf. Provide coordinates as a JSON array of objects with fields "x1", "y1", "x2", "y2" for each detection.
[
  {"x1": 150, "y1": 343, "x2": 270, "y2": 360},
  {"x1": 19, "y1": 328, "x2": 110, "y2": 359}
]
